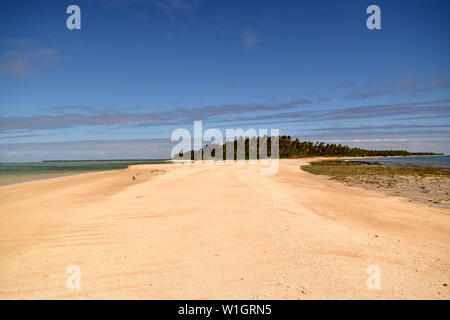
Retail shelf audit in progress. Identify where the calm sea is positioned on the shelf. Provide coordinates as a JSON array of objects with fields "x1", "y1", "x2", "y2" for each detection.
[
  {"x1": 0, "y1": 159, "x2": 170, "y2": 186},
  {"x1": 348, "y1": 155, "x2": 450, "y2": 169}
]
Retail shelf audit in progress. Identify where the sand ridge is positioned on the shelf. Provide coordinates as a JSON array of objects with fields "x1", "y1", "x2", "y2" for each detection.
[{"x1": 0, "y1": 159, "x2": 449, "y2": 299}]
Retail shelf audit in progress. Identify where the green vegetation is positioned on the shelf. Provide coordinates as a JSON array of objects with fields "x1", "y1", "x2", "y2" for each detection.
[
  {"x1": 301, "y1": 160, "x2": 450, "y2": 209},
  {"x1": 175, "y1": 136, "x2": 441, "y2": 160},
  {"x1": 301, "y1": 160, "x2": 450, "y2": 181}
]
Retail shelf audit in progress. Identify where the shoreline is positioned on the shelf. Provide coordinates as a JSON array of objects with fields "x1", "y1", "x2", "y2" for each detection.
[
  {"x1": 0, "y1": 160, "x2": 175, "y2": 187},
  {"x1": 1, "y1": 155, "x2": 447, "y2": 187},
  {"x1": 0, "y1": 173, "x2": 91, "y2": 187},
  {"x1": 301, "y1": 159, "x2": 450, "y2": 210},
  {"x1": 342, "y1": 155, "x2": 449, "y2": 169}
]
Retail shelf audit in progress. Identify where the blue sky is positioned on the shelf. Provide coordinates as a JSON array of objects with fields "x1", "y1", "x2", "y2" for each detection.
[{"x1": 0, "y1": 0, "x2": 449, "y2": 161}]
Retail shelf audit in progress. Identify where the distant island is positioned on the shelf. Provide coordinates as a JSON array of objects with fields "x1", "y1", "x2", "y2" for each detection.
[{"x1": 176, "y1": 135, "x2": 442, "y2": 160}]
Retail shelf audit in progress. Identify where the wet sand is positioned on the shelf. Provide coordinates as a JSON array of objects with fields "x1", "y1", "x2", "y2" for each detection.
[{"x1": 0, "y1": 159, "x2": 449, "y2": 299}]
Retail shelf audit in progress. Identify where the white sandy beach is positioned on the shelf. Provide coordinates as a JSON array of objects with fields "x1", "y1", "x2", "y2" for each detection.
[{"x1": 0, "y1": 159, "x2": 449, "y2": 299}]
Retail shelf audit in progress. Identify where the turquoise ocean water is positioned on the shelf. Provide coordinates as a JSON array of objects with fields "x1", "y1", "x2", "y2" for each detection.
[
  {"x1": 348, "y1": 155, "x2": 450, "y2": 168},
  {"x1": 0, "y1": 159, "x2": 170, "y2": 186}
]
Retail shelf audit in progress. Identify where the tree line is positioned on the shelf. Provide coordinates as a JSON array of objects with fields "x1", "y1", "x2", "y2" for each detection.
[{"x1": 174, "y1": 135, "x2": 441, "y2": 160}]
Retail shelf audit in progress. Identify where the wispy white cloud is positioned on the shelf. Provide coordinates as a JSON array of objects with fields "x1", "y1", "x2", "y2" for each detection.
[
  {"x1": 345, "y1": 74, "x2": 450, "y2": 100},
  {"x1": 241, "y1": 29, "x2": 260, "y2": 48},
  {"x1": 0, "y1": 139, "x2": 176, "y2": 161},
  {"x1": 149, "y1": 0, "x2": 199, "y2": 11},
  {"x1": 89, "y1": 0, "x2": 201, "y2": 17},
  {"x1": 0, "y1": 38, "x2": 61, "y2": 76},
  {"x1": 0, "y1": 99, "x2": 312, "y2": 131}
]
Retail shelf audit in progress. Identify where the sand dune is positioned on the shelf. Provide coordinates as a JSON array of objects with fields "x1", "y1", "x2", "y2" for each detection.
[{"x1": 0, "y1": 159, "x2": 449, "y2": 299}]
